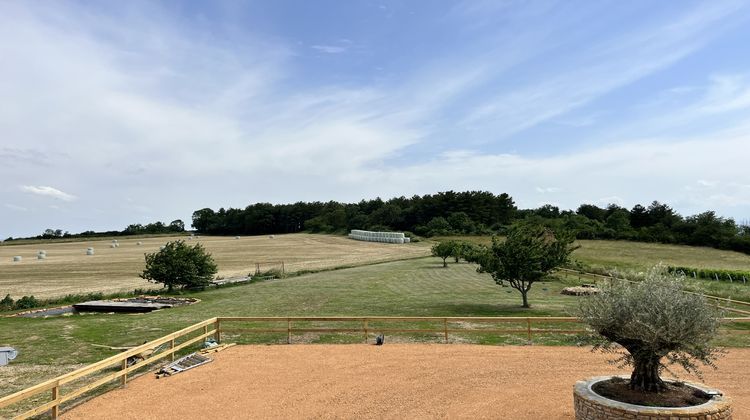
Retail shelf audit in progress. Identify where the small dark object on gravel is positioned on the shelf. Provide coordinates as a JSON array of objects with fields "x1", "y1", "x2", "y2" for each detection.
[{"x1": 375, "y1": 334, "x2": 384, "y2": 345}]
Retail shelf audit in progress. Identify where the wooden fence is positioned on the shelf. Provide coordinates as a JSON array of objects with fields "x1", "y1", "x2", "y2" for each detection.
[
  {"x1": 0, "y1": 317, "x2": 218, "y2": 420},
  {"x1": 2, "y1": 315, "x2": 749, "y2": 419}
]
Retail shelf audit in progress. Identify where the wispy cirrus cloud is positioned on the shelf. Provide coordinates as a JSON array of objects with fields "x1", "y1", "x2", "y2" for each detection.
[
  {"x1": 311, "y1": 45, "x2": 347, "y2": 54},
  {"x1": 459, "y1": 1, "x2": 747, "y2": 139},
  {"x1": 20, "y1": 186, "x2": 76, "y2": 202}
]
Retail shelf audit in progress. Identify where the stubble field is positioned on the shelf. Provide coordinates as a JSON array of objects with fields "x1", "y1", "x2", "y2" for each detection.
[{"x1": 0, "y1": 234, "x2": 431, "y2": 299}]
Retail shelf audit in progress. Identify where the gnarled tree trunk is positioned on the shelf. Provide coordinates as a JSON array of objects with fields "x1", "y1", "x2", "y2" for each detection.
[{"x1": 630, "y1": 354, "x2": 666, "y2": 392}]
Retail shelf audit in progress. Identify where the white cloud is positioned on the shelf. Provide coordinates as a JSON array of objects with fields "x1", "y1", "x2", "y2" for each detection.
[
  {"x1": 535, "y1": 187, "x2": 562, "y2": 193},
  {"x1": 311, "y1": 45, "x2": 347, "y2": 54},
  {"x1": 20, "y1": 186, "x2": 76, "y2": 202},
  {"x1": 4, "y1": 204, "x2": 28, "y2": 212}
]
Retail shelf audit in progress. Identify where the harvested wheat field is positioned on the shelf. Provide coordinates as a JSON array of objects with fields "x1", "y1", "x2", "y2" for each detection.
[
  {"x1": 0, "y1": 234, "x2": 430, "y2": 299},
  {"x1": 63, "y1": 345, "x2": 750, "y2": 419}
]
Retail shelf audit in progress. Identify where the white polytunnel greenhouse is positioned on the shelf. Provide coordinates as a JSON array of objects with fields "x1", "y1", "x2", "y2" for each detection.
[{"x1": 348, "y1": 230, "x2": 410, "y2": 244}]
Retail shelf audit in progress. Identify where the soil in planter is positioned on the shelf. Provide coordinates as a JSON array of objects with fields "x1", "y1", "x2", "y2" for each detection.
[{"x1": 592, "y1": 377, "x2": 711, "y2": 407}]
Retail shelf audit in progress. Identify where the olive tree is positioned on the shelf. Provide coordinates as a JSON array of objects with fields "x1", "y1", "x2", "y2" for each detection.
[
  {"x1": 476, "y1": 224, "x2": 576, "y2": 308},
  {"x1": 140, "y1": 241, "x2": 218, "y2": 291},
  {"x1": 579, "y1": 266, "x2": 722, "y2": 392}
]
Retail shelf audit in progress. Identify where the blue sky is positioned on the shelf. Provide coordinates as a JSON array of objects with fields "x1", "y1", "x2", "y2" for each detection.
[{"x1": 2, "y1": 0, "x2": 750, "y2": 238}]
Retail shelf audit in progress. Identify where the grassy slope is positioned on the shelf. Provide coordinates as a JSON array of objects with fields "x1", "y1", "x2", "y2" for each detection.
[
  {"x1": 435, "y1": 236, "x2": 750, "y2": 301},
  {"x1": 434, "y1": 236, "x2": 750, "y2": 271}
]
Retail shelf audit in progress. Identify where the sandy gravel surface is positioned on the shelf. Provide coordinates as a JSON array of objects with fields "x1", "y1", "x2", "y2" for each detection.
[{"x1": 63, "y1": 345, "x2": 749, "y2": 420}]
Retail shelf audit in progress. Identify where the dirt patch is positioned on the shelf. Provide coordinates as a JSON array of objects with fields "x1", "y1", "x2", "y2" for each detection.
[
  {"x1": 592, "y1": 377, "x2": 710, "y2": 407},
  {"x1": 61, "y1": 345, "x2": 750, "y2": 419}
]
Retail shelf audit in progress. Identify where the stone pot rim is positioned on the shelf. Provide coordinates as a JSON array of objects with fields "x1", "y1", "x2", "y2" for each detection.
[{"x1": 575, "y1": 375, "x2": 730, "y2": 414}]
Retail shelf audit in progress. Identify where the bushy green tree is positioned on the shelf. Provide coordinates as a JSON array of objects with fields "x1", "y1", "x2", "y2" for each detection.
[
  {"x1": 579, "y1": 266, "x2": 722, "y2": 392},
  {"x1": 431, "y1": 241, "x2": 457, "y2": 267},
  {"x1": 451, "y1": 240, "x2": 482, "y2": 263},
  {"x1": 476, "y1": 224, "x2": 576, "y2": 308},
  {"x1": 140, "y1": 241, "x2": 218, "y2": 291}
]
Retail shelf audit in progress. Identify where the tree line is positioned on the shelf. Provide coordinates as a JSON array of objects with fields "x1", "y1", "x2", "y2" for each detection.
[
  {"x1": 4, "y1": 220, "x2": 186, "y2": 242},
  {"x1": 191, "y1": 191, "x2": 750, "y2": 255}
]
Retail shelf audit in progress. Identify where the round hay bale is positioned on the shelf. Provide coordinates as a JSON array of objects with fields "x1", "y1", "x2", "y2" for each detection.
[
  {"x1": 269, "y1": 235, "x2": 275, "y2": 239},
  {"x1": 86, "y1": 249, "x2": 95, "y2": 256},
  {"x1": 37, "y1": 250, "x2": 46, "y2": 255},
  {"x1": 235, "y1": 236, "x2": 241, "y2": 239},
  {"x1": 12, "y1": 256, "x2": 22, "y2": 262},
  {"x1": 137, "y1": 241, "x2": 143, "y2": 246},
  {"x1": 37, "y1": 254, "x2": 46, "y2": 260},
  {"x1": 561, "y1": 286, "x2": 601, "y2": 296},
  {"x1": 110, "y1": 244, "x2": 116, "y2": 248}
]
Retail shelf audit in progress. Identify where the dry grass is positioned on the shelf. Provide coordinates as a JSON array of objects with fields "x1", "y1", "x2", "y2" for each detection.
[{"x1": 0, "y1": 234, "x2": 431, "y2": 299}]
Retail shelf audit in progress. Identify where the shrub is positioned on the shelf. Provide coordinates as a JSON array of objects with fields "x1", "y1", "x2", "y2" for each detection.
[
  {"x1": 14, "y1": 295, "x2": 39, "y2": 310},
  {"x1": 0, "y1": 294, "x2": 14, "y2": 310}
]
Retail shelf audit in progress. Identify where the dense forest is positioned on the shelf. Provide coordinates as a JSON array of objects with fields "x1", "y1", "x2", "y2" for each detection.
[{"x1": 190, "y1": 191, "x2": 750, "y2": 255}]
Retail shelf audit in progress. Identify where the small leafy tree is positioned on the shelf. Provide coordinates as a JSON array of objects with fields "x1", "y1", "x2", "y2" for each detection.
[
  {"x1": 452, "y1": 241, "x2": 482, "y2": 263},
  {"x1": 431, "y1": 241, "x2": 457, "y2": 267},
  {"x1": 140, "y1": 241, "x2": 218, "y2": 291},
  {"x1": 476, "y1": 224, "x2": 576, "y2": 308},
  {"x1": 579, "y1": 266, "x2": 722, "y2": 393}
]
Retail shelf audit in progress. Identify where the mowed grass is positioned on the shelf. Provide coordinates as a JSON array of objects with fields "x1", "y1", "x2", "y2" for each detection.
[
  {"x1": 0, "y1": 233, "x2": 431, "y2": 299},
  {"x1": 0, "y1": 257, "x2": 585, "y2": 395}
]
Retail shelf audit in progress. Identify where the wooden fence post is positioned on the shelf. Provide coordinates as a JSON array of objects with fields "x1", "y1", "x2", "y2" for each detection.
[
  {"x1": 51, "y1": 381, "x2": 60, "y2": 419},
  {"x1": 169, "y1": 339, "x2": 175, "y2": 362},
  {"x1": 121, "y1": 359, "x2": 128, "y2": 386},
  {"x1": 287, "y1": 319, "x2": 292, "y2": 344},
  {"x1": 215, "y1": 318, "x2": 222, "y2": 344},
  {"x1": 526, "y1": 318, "x2": 532, "y2": 343},
  {"x1": 444, "y1": 318, "x2": 449, "y2": 343},
  {"x1": 363, "y1": 319, "x2": 368, "y2": 343}
]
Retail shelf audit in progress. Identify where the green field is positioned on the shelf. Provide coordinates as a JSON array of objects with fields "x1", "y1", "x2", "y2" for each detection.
[{"x1": 434, "y1": 236, "x2": 750, "y2": 271}]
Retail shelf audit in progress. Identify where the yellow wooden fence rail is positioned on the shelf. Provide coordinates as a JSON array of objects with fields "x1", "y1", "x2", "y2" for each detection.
[
  {"x1": 1, "y1": 316, "x2": 749, "y2": 419},
  {"x1": 0, "y1": 317, "x2": 218, "y2": 420}
]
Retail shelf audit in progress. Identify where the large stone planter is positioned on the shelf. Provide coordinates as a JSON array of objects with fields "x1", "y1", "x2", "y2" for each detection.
[{"x1": 574, "y1": 376, "x2": 732, "y2": 420}]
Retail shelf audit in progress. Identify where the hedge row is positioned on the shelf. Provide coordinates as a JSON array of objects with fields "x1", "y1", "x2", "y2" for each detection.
[{"x1": 668, "y1": 266, "x2": 750, "y2": 284}]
